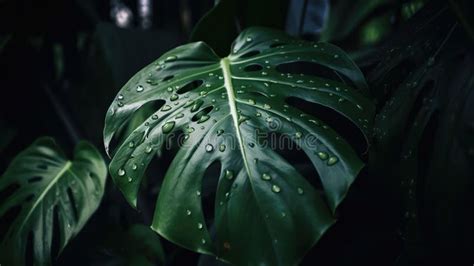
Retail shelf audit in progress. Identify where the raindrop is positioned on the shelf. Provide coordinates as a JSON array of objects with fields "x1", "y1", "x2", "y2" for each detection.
[
  {"x1": 128, "y1": 141, "x2": 135, "y2": 148},
  {"x1": 170, "y1": 94, "x2": 179, "y2": 101},
  {"x1": 118, "y1": 169, "x2": 126, "y2": 176},
  {"x1": 238, "y1": 115, "x2": 250, "y2": 124},
  {"x1": 261, "y1": 173, "x2": 271, "y2": 181},
  {"x1": 297, "y1": 187, "x2": 304, "y2": 195},
  {"x1": 176, "y1": 113, "x2": 184, "y2": 119},
  {"x1": 201, "y1": 239, "x2": 206, "y2": 244},
  {"x1": 118, "y1": 94, "x2": 124, "y2": 100},
  {"x1": 205, "y1": 144, "x2": 214, "y2": 152},
  {"x1": 205, "y1": 83, "x2": 211, "y2": 88},
  {"x1": 187, "y1": 127, "x2": 195, "y2": 133},
  {"x1": 327, "y1": 156, "x2": 339, "y2": 166},
  {"x1": 225, "y1": 170, "x2": 234, "y2": 181},
  {"x1": 198, "y1": 223, "x2": 203, "y2": 230},
  {"x1": 198, "y1": 115, "x2": 210, "y2": 123},
  {"x1": 272, "y1": 184, "x2": 281, "y2": 193},
  {"x1": 117, "y1": 102, "x2": 124, "y2": 107},
  {"x1": 127, "y1": 176, "x2": 133, "y2": 182},
  {"x1": 165, "y1": 55, "x2": 177, "y2": 62},
  {"x1": 191, "y1": 100, "x2": 204, "y2": 112},
  {"x1": 219, "y1": 144, "x2": 226, "y2": 152},
  {"x1": 132, "y1": 164, "x2": 138, "y2": 170},
  {"x1": 196, "y1": 190, "x2": 201, "y2": 196},
  {"x1": 136, "y1": 85, "x2": 144, "y2": 92},
  {"x1": 256, "y1": 112, "x2": 261, "y2": 117},
  {"x1": 162, "y1": 121, "x2": 175, "y2": 134},
  {"x1": 167, "y1": 87, "x2": 173, "y2": 92},
  {"x1": 145, "y1": 145, "x2": 153, "y2": 154},
  {"x1": 246, "y1": 37, "x2": 253, "y2": 42},
  {"x1": 261, "y1": 71, "x2": 268, "y2": 76},
  {"x1": 317, "y1": 151, "x2": 329, "y2": 160},
  {"x1": 161, "y1": 105, "x2": 172, "y2": 111},
  {"x1": 186, "y1": 209, "x2": 192, "y2": 216}
]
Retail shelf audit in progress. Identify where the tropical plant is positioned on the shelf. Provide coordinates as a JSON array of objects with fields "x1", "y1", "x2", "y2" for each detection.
[
  {"x1": 0, "y1": 0, "x2": 473, "y2": 265},
  {"x1": 103, "y1": 27, "x2": 374, "y2": 265},
  {"x1": 0, "y1": 137, "x2": 107, "y2": 265}
]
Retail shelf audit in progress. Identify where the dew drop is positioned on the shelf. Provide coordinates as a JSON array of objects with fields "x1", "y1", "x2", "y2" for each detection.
[
  {"x1": 191, "y1": 100, "x2": 204, "y2": 112},
  {"x1": 224, "y1": 170, "x2": 234, "y2": 180},
  {"x1": 162, "y1": 121, "x2": 175, "y2": 133},
  {"x1": 219, "y1": 144, "x2": 226, "y2": 152},
  {"x1": 198, "y1": 115, "x2": 210, "y2": 123},
  {"x1": 118, "y1": 169, "x2": 126, "y2": 176},
  {"x1": 128, "y1": 141, "x2": 135, "y2": 148},
  {"x1": 118, "y1": 94, "x2": 124, "y2": 100},
  {"x1": 217, "y1": 129, "x2": 224, "y2": 136},
  {"x1": 170, "y1": 94, "x2": 179, "y2": 101},
  {"x1": 248, "y1": 99, "x2": 256, "y2": 105},
  {"x1": 117, "y1": 102, "x2": 124, "y2": 107},
  {"x1": 136, "y1": 85, "x2": 144, "y2": 92},
  {"x1": 272, "y1": 184, "x2": 281, "y2": 193},
  {"x1": 246, "y1": 36, "x2": 253, "y2": 42},
  {"x1": 256, "y1": 112, "x2": 261, "y2": 117},
  {"x1": 238, "y1": 115, "x2": 250, "y2": 124},
  {"x1": 248, "y1": 142, "x2": 255, "y2": 148},
  {"x1": 198, "y1": 223, "x2": 203, "y2": 230},
  {"x1": 162, "y1": 105, "x2": 172, "y2": 111},
  {"x1": 176, "y1": 113, "x2": 184, "y2": 119},
  {"x1": 127, "y1": 176, "x2": 133, "y2": 182},
  {"x1": 205, "y1": 144, "x2": 214, "y2": 152},
  {"x1": 186, "y1": 209, "x2": 192, "y2": 216},
  {"x1": 356, "y1": 104, "x2": 363, "y2": 110},
  {"x1": 261, "y1": 173, "x2": 272, "y2": 181},
  {"x1": 165, "y1": 55, "x2": 177, "y2": 62},
  {"x1": 333, "y1": 54, "x2": 339, "y2": 59},
  {"x1": 201, "y1": 239, "x2": 206, "y2": 244},
  {"x1": 297, "y1": 187, "x2": 304, "y2": 195},
  {"x1": 132, "y1": 164, "x2": 138, "y2": 170},
  {"x1": 327, "y1": 156, "x2": 339, "y2": 166},
  {"x1": 263, "y1": 104, "x2": 271, "y2": 109},
  {"x1": 295, "y1": 132, "x2": 302, "y2": 139},
  {"x1": 196, "y1": 190, "x2": 201, "y2": 196},
  {"x1": 145, "y1": 145, "x2": 153, "y2": 154},
  {"x1": 317, "y1": 151, "x2": 329, "y2": 160}
]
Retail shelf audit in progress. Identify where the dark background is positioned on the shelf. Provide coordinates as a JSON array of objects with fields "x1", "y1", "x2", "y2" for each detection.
[{"x1": 0, "y1": 0, "x2": 473, "y2": 265}]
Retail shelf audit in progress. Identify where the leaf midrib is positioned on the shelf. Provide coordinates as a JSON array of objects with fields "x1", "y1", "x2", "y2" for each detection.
[
  {"x1": 20, "y1": 160, "x2": 72, "y2": 231},
  {"x1": 220, "y1": 57, "x2": 280, "y2": 259}
]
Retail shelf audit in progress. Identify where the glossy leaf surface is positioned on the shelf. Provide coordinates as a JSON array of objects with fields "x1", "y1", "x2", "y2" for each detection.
[
  {"x1": 104, "y1": 27, "x2": 374, "y2": 265},
  {"x1": 0, "y1": 137, "x2": 107, "y2": 266}
]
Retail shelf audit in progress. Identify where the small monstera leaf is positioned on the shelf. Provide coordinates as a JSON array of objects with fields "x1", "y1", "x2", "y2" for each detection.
[
  {"x1": 0, "y1": 137, "x2": 107, "y2": 266},
  {"x1": 104, "y1": 27, "x2": 374, "y2": 265}
]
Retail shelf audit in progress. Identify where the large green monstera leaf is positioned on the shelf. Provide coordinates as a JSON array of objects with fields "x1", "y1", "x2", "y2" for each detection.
[
  {"x1": 104, "y1": 27, "x2": 374, "y2": 265},
  {"x1": 0, "y1": 137, "x2": 107, "y2": 266}
]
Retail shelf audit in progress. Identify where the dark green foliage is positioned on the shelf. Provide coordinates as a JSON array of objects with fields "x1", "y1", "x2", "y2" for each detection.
[{"x1": 104, "y1": 27, "x2": 374, "y2": 265}]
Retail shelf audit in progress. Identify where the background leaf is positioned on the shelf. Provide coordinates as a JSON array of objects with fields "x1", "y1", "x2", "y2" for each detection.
[{"x1": 0, "y1": 137, "x2": 107, "y2": 266}]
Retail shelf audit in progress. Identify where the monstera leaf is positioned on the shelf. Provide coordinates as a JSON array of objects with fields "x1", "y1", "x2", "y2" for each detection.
[
  {"x1": 0, "y1": 137, "x2": 107, "y2": 266},
  {"x1": 104, "y1": 27, "x2": 374, "y2": 265}
]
